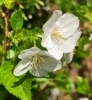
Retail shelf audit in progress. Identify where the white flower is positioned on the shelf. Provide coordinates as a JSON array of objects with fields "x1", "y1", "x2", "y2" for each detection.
[
  {"x1": 13, "y1": 47, "x2": 62, "y2": 77},
  {"x1": 63, "y1": 51, "x2": 73, "y2": 64},
  {"x1": 41, "y1": 10, "x2": 82, "y2": 60},
  {"x1": 89, "y1": 34, "x2": 92, "y2": 40},
  {"x1": 78, "y1": 97, "x2": 89, "y2": 100}
]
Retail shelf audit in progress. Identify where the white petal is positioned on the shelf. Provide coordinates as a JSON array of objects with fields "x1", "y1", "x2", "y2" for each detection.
[
  {"x1": 29, "y1": 51, "x2": 62, "y2": 76},
  {"x1": 90, "y1": 34, "x2": 92, "y2": 37},
  {"x1": 61, "y1": 30, "x2": 82, "y2": 53},
  {"x1": 18, "y1": 47, "x2": 40, "y2": 59},
  {"x1": 42, "y1": 10, "x2": 62, "y2": 33},
  {"x1": 63, "y1": 51, "x2": 73, "y2": 64},
  {"x1": 48, "y1": 47, "x2": 63, "y2": 60},
  {"x1": 38, "y1": 50, "x2": 54, "y2": 58},
  {"x1": 41, "y1": 55, "x2": 62, "y2": 72},
  {"x1": 41, "y1": 35, "x2": 52, "y2": 48},
  {"x1": 54, "y1": 13, "x2": 79, "y2": 38},
  {"x1": 48, "y1": 41, "x2": 63, "y2": 60},
  {"x1": 39, "y1": 49, "x2": 63, "y2": 60},
  {"x1": 36, "y1": 50, "x2": 62, "y2": 71},
  {"x1": 42, "y1": 36, "x2": 63, "y2": 60},
  {"x1": 29, "y1": 67, "x2": 48, "y2": 77},
  {"x1": 53, "y1": 64, "x2": 62, "y2": 71},
  {"x1": 13, "y1": 58, "x2": 30, "y2": 76}
]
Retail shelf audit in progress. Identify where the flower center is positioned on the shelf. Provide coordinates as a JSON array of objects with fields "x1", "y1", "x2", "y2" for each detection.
[
  {"x1": 51, "y1": 30, "x2": 62, "y2": 47},
  {"x1": 31, "y1": 54, "x2": 45, "y2": 69},
  {"x1": 51, "y1": 31, "x2": 61, "y2": 37}
]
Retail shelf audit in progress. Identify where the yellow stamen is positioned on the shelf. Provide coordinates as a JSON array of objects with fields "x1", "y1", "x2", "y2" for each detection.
[
  {"x1": 51, "y1": 31, "x2": 62, "y2": 46},
  {"x1": 31, "y1": 54, "x2": 45, "y2": 70},
  {"x1": 51, "y1": 32, "x2": 61, "y2": 38}
]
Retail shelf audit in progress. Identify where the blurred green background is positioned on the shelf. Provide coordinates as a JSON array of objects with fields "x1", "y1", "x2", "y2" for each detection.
[{"x1": 0, "y1": 0, "x2": 92, "y2": 100}]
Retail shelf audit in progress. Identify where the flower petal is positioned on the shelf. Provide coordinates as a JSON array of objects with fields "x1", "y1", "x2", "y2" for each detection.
[
  {"x1": 63, "y1": 51, "x2": 73, "y2": 64},
  {"x1": 18, "y1": 47, "x2": 40, "y2": 59},
  {"x1": 54, "y1": 13, "x2": 79, "y2": 38},
  {"x1": 41, "y1": 35, "x2": 52, "y2": 48},
  {"x1": 42, "y1": 35, "x2": 63, "y2": 60},
  {"x1": 38, "y1": 50, "x2": 54, "y2": 58},
  {"x1": 13, "y1": 58, "x2": 30, "y2": 76},
  {"x1": 42, "y1": 10, "x2": 62, "y2": 33},
  {"x1": 39, "y1": 48, "x2": 63, "y2": 60},
  {"x1": 53, "y1": 64, "x2": 62, "y2": 72},
  {"x1": 41, "y1": 55, "x2": 62, "y2": 72},
  {"x1": 48, "y1": 47, "x2": 63, "y2": 60},
  {"x1": 37, "y1": 50, "x2": 62, "y2": 71},
  {"x1": 61, "y1": 30, "x2": 82, "y2": 53},
  {"x1": 41, "y1": 10, "x2": 62, "y2": 47},
  {"x1": 29, "y1": 67, "x2": 48, "y2": 77}
]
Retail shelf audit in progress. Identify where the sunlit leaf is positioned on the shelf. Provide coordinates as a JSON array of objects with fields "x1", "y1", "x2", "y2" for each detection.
[
  {"x1": 0, "y1": 62, "x2": 32, "y2": 100},
  {"x1": 76, "y1": 76, "x2": 90, "y2": 95},
  {"x1": 0, "y1": 0, "x2": 3, "y2": 5},
  {"x1": 6, "y1": 49, "x2": 15, "y2": 59},
  {"x1": 10, "y1": 9, "x2": 23, "y2": 31}
]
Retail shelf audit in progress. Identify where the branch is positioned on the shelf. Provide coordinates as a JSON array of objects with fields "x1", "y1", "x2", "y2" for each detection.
[{"x1": 2, "y1": 11, "x2": 9, "y2": 64}]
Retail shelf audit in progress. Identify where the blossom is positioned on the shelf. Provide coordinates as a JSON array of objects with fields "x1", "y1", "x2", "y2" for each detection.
[
  {"x1": 13, "y1": 47, "x2": 62, "y2": 77},
  {"x1": 41, "y1": 10, "x2": 82, "y2": 60}
]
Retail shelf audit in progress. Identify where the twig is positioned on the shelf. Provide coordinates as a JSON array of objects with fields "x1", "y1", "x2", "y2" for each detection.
[{"x1": 2, "y1": 11, "x2": 9, "y2": 64}]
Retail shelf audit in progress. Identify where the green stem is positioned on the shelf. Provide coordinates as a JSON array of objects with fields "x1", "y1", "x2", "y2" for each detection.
[{"x1": 33, "y1": 38, "x2": 36, "y2": 47}]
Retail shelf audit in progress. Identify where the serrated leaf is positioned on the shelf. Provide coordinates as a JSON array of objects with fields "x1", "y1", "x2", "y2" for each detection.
[
  {"x1": 0, "y1": 62, "x2": 31, "y2": 100},
  {"x1": 30, "y1": 27, "x2": 42, "y2": 39},
  {"x1": 10, "y1": 9, "x2": 23, "y2": 31}
]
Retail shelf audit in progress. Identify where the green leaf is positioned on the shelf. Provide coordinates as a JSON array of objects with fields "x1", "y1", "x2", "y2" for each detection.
[
  {"x1": 55, "y1": 71, "x2": 72, "y2": 92},
  {"x1": 10, "y1": 9, "x2": 23, "y2": 31},
  {"x1": 0, "y1": 0, "x2": 3, "y2": 5},
  {"x1": 37, "y1": 0, "x2": 44, "y2": 6},
  {"x1": 77, "y1": 0, "x2": 87, "y2": 5},
  {"x1": 76, "y1": 76, "x2": 90, "y2": 95},
  {"x1": 3, "y1": 0, "x2": 16, "y2": 10},
  {"x1": 29, "y1": 27, "x2": 42, "y2": 42},
  {"x1": 0, "y1": 62, "x2": 32, "y2": 100},
  {"x1": 6, "y1": 49, "x2": 15, "y2": 59}
]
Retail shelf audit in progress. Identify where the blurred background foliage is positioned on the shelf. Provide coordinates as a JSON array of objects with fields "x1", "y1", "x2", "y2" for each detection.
[{"x1": 0, "y1": 0, "x2": 92, "y2": 100}]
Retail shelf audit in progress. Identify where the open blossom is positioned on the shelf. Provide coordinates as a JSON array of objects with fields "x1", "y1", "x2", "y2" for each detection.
[
  {"x1": 13, "y1": 47, "x2": 62, "y2": 77},
  {"x1": 41, "y1": 10, "x2": 82, "y2": 60}
]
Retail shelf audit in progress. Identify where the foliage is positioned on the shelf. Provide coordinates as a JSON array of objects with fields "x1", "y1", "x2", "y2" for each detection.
[
  {"x1": 0, "y1": 0, "x2": 92, "y2": 100},
  {"x1": 0, "y1": 62, "x2": 32, "y2": 100},
  {"x1": 10, "y1": 9, "x2": 23, "y2": 31}
]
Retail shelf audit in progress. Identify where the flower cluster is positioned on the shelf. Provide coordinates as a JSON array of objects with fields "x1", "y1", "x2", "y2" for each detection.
[{"x1": 13, "y1": 10, "x2": 81, "y2": 77}]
